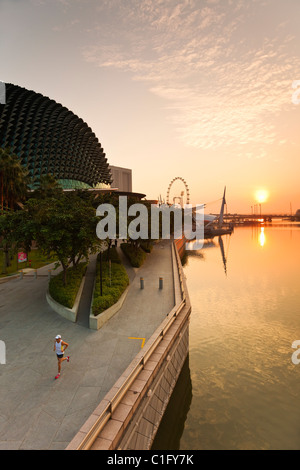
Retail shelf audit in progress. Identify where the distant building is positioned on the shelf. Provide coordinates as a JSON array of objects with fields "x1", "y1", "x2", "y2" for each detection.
[
  {"x1": 109, "y1": 165, "x2": 132, "y2": 192},
  {"x1": 295, "y1": 209, "x2": 300, "y2": 221}
]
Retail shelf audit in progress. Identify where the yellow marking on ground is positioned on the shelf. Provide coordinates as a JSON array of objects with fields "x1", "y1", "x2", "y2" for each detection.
[{"x1": 128, "y1": 337, "x2": 146, "y2": 348}]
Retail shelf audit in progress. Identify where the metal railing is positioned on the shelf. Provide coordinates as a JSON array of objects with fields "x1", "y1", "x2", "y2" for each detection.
[{"x1": 75, "y1": 241, "x2": 186, "y2": 450}]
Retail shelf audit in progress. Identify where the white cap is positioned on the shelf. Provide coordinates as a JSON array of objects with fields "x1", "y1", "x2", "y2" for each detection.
[{"x1": 55, "y1": 335, "x2": 61, "y2": 339}]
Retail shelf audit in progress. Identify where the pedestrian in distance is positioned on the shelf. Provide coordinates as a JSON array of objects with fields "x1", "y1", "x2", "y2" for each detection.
[{"x1": 54, "y1": 334, "x2": 69, "y2": 379}]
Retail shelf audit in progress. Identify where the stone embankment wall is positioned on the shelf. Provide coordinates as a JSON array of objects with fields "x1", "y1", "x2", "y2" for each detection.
[{"x1": 117, "y1": 301, "x2": 190, "y2": 449}]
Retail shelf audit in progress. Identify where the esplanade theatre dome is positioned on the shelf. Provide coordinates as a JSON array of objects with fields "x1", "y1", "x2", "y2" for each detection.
[{"x1": 0, "y1": 83, "x2": 112, "y2": 189}]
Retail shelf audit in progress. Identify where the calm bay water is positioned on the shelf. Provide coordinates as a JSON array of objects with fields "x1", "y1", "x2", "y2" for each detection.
[{"x1": 153, "y1": 223, "x2": 300, "y2": 450}]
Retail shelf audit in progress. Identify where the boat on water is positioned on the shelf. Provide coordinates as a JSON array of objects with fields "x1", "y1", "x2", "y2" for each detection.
[
  {"x1": 204, "y1": 213, "x2": 217, "y2": 226},
  {"x1": 188, "y1": 187, "x2": 233, "y2": 238},
  {"x1": 204, "y1": 187, "x2": 233, "y2": 238}
]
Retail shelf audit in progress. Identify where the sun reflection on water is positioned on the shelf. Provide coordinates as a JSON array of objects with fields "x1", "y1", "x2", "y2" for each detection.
[{"x1": 259, "y1": 226, "x2": 265, "y2": 247}]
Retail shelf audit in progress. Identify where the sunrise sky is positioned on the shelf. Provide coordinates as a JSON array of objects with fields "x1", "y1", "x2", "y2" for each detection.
[{"x1": 1, "y1": 0, "x2": 300, "y2": 213}]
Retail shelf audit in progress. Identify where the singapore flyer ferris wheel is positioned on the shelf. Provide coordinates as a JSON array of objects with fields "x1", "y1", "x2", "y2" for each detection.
[{"x1": 166, "y1": 177, "x2": 190, "y2": 207}]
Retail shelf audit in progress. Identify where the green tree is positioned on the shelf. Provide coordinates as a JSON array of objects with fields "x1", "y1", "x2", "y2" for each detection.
[
  {"x1": 0, "y1": 210, "x2": 16, "y2": 272},
  {"x1": 31, "y1": 174, "x2": 63, "y2": 200},
  {"x1": 0, "y1": 148, "x2": 30, "y2": 212},
  {"x1": 0, "y1": 209, "x2": 35, "y2": 272},
  {"x1": 27, "y1": 191, "x2": 102, "y2": 286}
]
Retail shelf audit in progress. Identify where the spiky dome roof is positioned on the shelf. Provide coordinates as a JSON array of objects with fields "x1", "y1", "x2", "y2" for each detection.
[{"x1": 0, "y1": 83, "x2": 112, "y2": 188}]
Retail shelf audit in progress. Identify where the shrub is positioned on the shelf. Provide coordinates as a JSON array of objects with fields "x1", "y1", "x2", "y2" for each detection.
[
  {"x1": 49, "y1": 262, "x2": 86, "y2": 308},
  {"x1": 103, "y1": 246, "x2": 121, "y2": 264},
  {"x1": 92, "y1": 249, "x2": 129, "y2": 316},
  {"x1": 92, "y1": 294, "x2": 115, "y2": 313},
  {"x1": 120, "y1": 242, "x2": 146, "y2": 267},
  {"x1": 140, "y1": 241, "x2": 153, "y2": 253}
]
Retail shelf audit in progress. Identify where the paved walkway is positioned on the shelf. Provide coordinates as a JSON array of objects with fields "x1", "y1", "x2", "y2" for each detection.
[
  {"x1": 0, "y1": 240, "x2": 176, "y2": 449},
  {"x1": 76, "y1": 254, "x2": 97, "y2": 328}
]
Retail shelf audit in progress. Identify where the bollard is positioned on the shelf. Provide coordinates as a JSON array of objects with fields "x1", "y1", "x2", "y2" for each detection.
[
  {"x1": 140, "y1": 277, "x2": 144, "y2": 289},
  {"x1": 34, "y1": 269, "x2": 37, "y2": 279},
  {"x1": 48, "y1": 269, "x2": 52, "y2": 280},
  {"x1": 159, "y1": 277, "x2": 163, "y2": 289},
  {"x1": 20, "y1": 270, "x2": 23, "y2": 280}
]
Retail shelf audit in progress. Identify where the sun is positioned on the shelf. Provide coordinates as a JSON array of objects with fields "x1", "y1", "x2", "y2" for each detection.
[{"x1": 255, "y1": 189, "x2": 269, "y2": 204}]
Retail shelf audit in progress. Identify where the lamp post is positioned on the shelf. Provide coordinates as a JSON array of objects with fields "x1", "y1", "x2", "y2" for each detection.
[
  {"x1": 99, "y1": 246, "x2": 104, "y2": 296},
  {"x1": 100, "y1": 251, "x2": 103, "y2": 296}
]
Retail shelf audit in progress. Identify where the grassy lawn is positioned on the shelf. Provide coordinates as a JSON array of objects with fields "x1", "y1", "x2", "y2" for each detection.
[{"x1": 0, "y1": 249, "x2": 57, "y2": 277}]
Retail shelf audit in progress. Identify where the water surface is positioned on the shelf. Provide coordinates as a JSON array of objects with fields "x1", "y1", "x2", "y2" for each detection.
[{"x1": 153, "y1": 223, "x2": 300, "y2": 450}]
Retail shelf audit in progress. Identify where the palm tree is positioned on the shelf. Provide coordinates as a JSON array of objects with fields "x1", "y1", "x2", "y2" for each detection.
[
  {"x1": 0, "y1": 148, "x2": 30, "y2": 212},
  {"x1": 32, "y1": 174, "x2": 63, "y2": 199}
]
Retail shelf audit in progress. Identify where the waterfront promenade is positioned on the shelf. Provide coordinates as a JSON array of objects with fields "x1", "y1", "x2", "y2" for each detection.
[{"x1": 0, "y1": 240, "x2": 176, "y2": 450}]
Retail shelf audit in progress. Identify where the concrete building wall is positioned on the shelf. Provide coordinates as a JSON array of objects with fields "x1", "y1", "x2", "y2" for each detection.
[{"x1": 109, "y1": 165, "x2": 132, "y2": 192}]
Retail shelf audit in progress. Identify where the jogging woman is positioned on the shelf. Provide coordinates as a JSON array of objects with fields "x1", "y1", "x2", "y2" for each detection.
[{"x1": 54, "y1": 335, "x2": 69, "y2": 379}]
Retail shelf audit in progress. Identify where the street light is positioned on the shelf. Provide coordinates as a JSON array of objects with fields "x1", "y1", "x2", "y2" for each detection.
[
  {"x1": 99, "y1": 244, "x2": 105, "y2": 296},
  {"x1": 100, "y1": 251, "x2": 103, "y2": 296}
]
